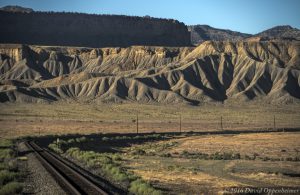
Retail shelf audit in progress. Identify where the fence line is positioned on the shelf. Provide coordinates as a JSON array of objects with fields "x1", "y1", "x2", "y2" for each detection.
[{"x1": 121, "y1": 114, "x2": 299, "y2": 134}]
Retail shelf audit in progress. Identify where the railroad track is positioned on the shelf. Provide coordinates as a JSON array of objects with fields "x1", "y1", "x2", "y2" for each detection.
[{"x1": 26, "y1": 141, "x2": 110, "y2": 195}]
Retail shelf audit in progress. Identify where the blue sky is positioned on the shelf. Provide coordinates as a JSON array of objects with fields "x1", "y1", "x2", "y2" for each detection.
[{"x1": 0, "y1": 0, "x2": 299, "y2": 34}]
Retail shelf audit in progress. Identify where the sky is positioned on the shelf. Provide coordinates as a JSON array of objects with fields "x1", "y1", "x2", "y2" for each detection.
[{"x1": 0, "y1": 0, "x2": 299, "y2": 34}]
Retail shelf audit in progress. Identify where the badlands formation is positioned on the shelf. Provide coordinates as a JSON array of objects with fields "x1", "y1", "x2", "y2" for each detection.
[{"x1": 0, "y1": 41, "x2": 299, "y2": 105}]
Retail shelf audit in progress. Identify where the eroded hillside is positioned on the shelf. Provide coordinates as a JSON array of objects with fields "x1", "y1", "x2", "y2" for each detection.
[{"x1": 0, "y1": 41, "x2": 299, "y2": 104}]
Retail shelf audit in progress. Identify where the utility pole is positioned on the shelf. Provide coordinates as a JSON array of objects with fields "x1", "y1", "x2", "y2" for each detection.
[
  {"x1": 273, "y1": 115, "x2": 276, "y2": 131},
  {"x1": 179, "y1": 114, "x2": 182, "y2": 133},
  {"x1": 221, "y1": 116, "x2": 223, "y2": 131},
  {"x1": 136, "y1": 114, "x2": 139, "y2": 134}
]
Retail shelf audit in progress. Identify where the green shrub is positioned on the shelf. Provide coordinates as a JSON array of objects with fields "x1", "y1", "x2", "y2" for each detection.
[
  {"x1": 67, "y1": 138, "x2": 75, "y2": 144},
  {"x1": 0, "y1": 170, "x2": 19, "y2": 186},
  {"x1": 143, "y1": 134, "x2": 163, "y2": 140},
  {"x1": 129, "y1": 179, "x2": 162, "y2": 195},
  {"x1": 96, "y1": 156, "x2": 112, "y2": 164},
  {"x1": 132, "y1": 149, "x2": 146, "y2": 156},
  {"x1": 262, "y1": 156, "x2": 271, "y2": 161},
  {"x1": 160, "y1": 153, "x2": 172, "y2": 158},
  {"x1": 211, "y1": 152, "x2": 223, "y2": 160},
  {"x1": 102, "y1": 137, "x2": 110, "y2": 141},
  {"x1": 66, "y1": 147, "x2": 80, "y2": 158},
  {"x1": 223, "y1": 152, "x2": 234, "y2": 160},
  {"x1": 180, "y1": 150, "x2": 242, "y2": 160},
  {"x1": 164, "y1": 142, "x2": 178, "y2": 148},
  {"x1": 0, "y1": 164, "x2": 7, "y2": 171},
  {"x1": 7, "y1": 160, "x2": 18, "y2": 172},
  {"x1": 113, "y1": 172, "x2": 129, "y2": 182},
  {"x1": 80, "y1": 151, "x2": 97, "y2": 162},
  {"x1": 181, "y1": 150, "x2": 190, "y2": 156},
  {"x1": 100, "y1": 134, "x2": 164, "y2": 142},
  {"x1": 76, "y1": 136, "x2": 87, "y2": 143},
  {"x1": 58, "y1": 140, "x2": 67, "y2": 146},
  {"x1": 101, "y1": 163, "x2": 130, "y2": 182},
  {"x1": 121, "y1": 136, "x2": 131, "y2": 140},
  {"x1": 0, "y1": 181, "x2": 23, "y2": 195},
  {"x1": 0, "y1": 140, "x2": 13, "y2": 148},
  {"x1": 293, "y1": 157, "x2": 300, "y2": 161},
  {"x1": 253, "y1": 153, "x2": 259, "y2": 157},
  {"x1": 66, "y1": 148, "x2": 128, "y2": 183},
  {"x1": 198, "y1": 153, "x2": 209, "y2": 159},
  {"x1": 233, "y1": 153, "x2": 241, "y2": 160},
  {"x1": 252, "y1": 153, "x2": 258, "y2": 160},
  {"x1": 65, "y1": 147, "x2": 161, "y2": 193},
  {"x1": 271, "y1": 158, "x2": 280, "y2": 161},
  {"x1": 111, "y1": 154, "x2": 122, "y2": 161},
  {"x1": 48, "y1": 143, "x2": 63, "y2": 154},
  {"x1": 133, "y1": 135, "x2": 142, "y2": 140},
  {"x1": 167, "y1": 165, "x2": 176, "y2": 171},
  {"x1": 244, "y1": 154, "x2": 255, "y2": 160},
  {"x1": 0, "y1": 149, "x2": 14, "y2": 161},
  {"x1": 152, "y1": 134, "x2": 163, "y2": 139}
]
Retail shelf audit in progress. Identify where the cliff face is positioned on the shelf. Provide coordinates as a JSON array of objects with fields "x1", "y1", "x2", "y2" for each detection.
[
  {"x1": 0, "y1": 41, "x2": 300, "y2": 104},
  {"x1": 0, "y1": 11, "x2": 191, "y2": 47}
]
